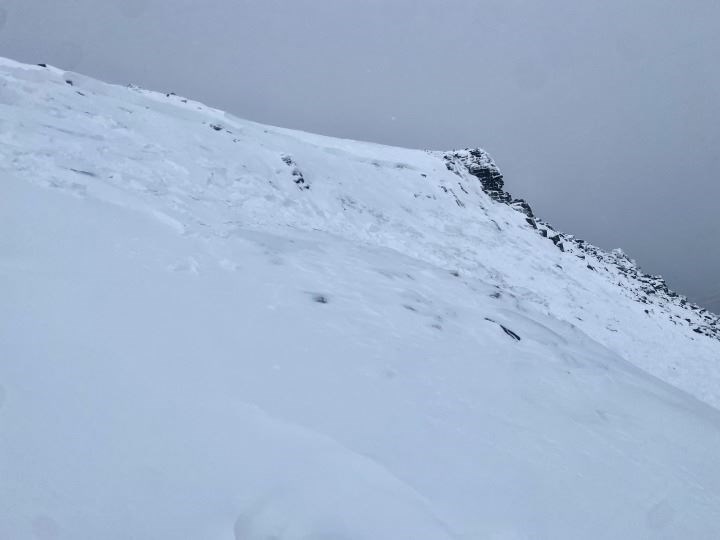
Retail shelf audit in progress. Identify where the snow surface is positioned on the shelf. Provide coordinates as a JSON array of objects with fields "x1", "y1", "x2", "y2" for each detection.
[{"x1": 2, "y1": 57, "x2": 720, "y2": 539}]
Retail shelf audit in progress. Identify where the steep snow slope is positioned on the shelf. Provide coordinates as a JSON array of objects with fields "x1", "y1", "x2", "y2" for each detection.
[{"x1": 2, "y1": 57, "x2": 720, "y2": 539}]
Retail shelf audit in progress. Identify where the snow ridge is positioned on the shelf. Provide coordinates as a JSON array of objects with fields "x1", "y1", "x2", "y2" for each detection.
[{"x1": 3, "y1": 57, "x2": 720, "y2": 540}]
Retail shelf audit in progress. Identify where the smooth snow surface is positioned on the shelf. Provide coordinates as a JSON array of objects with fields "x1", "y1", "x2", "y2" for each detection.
[{"x1": 2, "y1": 57, "x2": 720, "y2": 539}]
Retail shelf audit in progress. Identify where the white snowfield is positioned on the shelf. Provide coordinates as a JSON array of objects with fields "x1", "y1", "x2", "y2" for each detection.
[{"x1": 2, "y1": 57, "x2": 720, "y2": 539}]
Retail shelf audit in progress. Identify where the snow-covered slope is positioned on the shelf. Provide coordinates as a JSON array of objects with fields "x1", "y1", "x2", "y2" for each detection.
[{"x1": 2, "y1": 57, "x2": 720, "y2": 539}]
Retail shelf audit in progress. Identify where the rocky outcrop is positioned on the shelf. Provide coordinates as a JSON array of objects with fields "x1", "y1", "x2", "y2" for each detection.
[
  {"x1": 442, "y1": 147, "x2": 720, "y2": 342},
  {"x1": 443, "y1": 149, "x2": 535, "y2": 219},
  {"x1": 443, "y1": 149, "x2": 509, "y2": 203}
]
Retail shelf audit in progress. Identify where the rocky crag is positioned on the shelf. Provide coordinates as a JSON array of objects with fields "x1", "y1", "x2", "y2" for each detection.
[{"x1": 442, "y1": 148, "x2": 720, "y2": 341}]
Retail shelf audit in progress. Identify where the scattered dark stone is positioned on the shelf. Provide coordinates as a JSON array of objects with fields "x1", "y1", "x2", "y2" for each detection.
[
  {"x1": 37, "y1": 63, "x2": 48, "y2": 68},
  {"x1": 439, "y1": 185, "x2": 464, "y2": 207},
  {"x1": 402, "y1": 304, "x2": 418, "y2": 312},
  {"x1": 500, "y1": 325, "x2": 521, "y2": 341},
  {"x1": 525, "y1": 217, "x2": 537, "y2": 229},
  {"x1": 68, "y1": 168, "x2": 96, "y2": 177},
  {"x1": 450, "y1": 270, "x2": 460, "y2": 277},
  {"x1": 210, "y1": 124, "x2": 223, "y2": 131},
  {"x1": 312, "y1": 294, "x2": 328, "y2": 304},
  {"x1": 281, "y1": 154, "x2": 310, "y2": 190},
  {"x1": 484, "y1": 317, "x2": 521, "y2": 341},
  {"x1": 511, "y1": 198, "x2": 535, "y2": 218},
  {"x1": 546, "y1": 234, "x2": 565, "y2": 251},
  {"x1": 65, "y1": 80, "x2": 74, "y2": 86}
]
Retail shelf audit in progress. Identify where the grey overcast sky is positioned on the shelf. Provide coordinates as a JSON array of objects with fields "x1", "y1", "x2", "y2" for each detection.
[{"x1": 2, "y1": 0, "x2": 719, "y2": 313}]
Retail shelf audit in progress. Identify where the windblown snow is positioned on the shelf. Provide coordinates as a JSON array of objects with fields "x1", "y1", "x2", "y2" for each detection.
[{"x1": 1, "y1": 57, "x2": 720, "y2": 539}]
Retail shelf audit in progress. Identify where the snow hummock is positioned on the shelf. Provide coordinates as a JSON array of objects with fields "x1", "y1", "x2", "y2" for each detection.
[{"x1": 2, "y1": 57, "x2": 720, "y2": 539}]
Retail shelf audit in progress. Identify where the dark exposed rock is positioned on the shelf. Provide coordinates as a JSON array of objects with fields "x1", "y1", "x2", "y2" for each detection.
[
  {"x1": 500, "y1": 325, "x2": 521, "y2": 341},
  {"x1": 444, "y1": 148, "x2": 511, "y2": 204},
  {"x1": 68, "y1": 168, "x2": 96, "y2": 177},
  {"x1": 511, "y1": 199, "x2": 535, "y2": 218},
  {"x1": 281, "y1": 154, "x2": 310, "y2": 190},
  {"x1": 485, "y1": 317, "x2": 521, "y2": 341},
  {"x1": 440, "y1": 147, "x2": 720, "y2": 343},
  {"x1": 445, "y1": 187, "x2": 465, "y2": 207}
]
